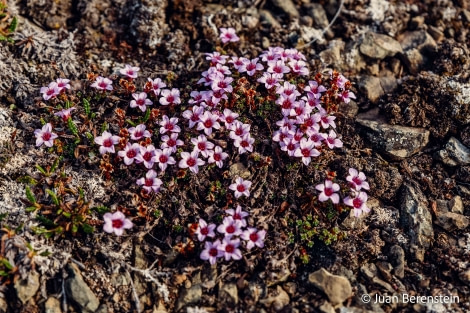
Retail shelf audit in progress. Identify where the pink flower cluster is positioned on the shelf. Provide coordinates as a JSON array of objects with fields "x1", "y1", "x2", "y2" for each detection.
[
  {"x1": 197, "y1": 205, "x2": 266, "y2": 265},
  {"x1": 315, "y1": 168, "x2": 370, "y2": 217},
  {"x1": 40, "y1": 78, "x2": 71, "y2": 100}
]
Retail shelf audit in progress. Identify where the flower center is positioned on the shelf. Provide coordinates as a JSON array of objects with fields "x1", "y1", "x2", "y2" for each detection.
[
  {"x1": 127, "y1": 150, "x2": 136, "y2": 158},
  {"x1": 137, "y1": 99, "x2": 145, "y2": 105},
  {"x1": 198, "y1": 143, "x2": 206, "y2": 150},
  {"x1": 235, "y1": 128, "x2": 243, "y2": 136},
  {"x1": 301, "y1": 148, "x2": 310, "y2": 157},
  {"x1": 249, "y1": 233, "x2": 259, "y2": 242},
  {"x1": 204, "y1": 120, "x2": 213, "y2": 128},
  {"x1": 352, "y1": 177, "x2": 362, "y2": 186},
  {"x1": 214, "y1": 154, "x2": 221, "y2": 161},
  {"x1": 226, "y1": 225, "x2": 235, "y2": 234},
  {"x1": 209, "y1": 248, "x2": 218, "y2": 257},
  {"x1": 225, "y1": 116, "x2": 234, "y2": 123},
  {"x1": 233, "y1": 213, "x2": 241, "y2": 220},
  {"x1": 167, "y1": 96, "x2": 174, "y2": 103},
  {"x1": 200, "y1": 227, "x2": 209, "y2": 235},
  {"x1": 246, "y1": 63, "x2": 255, "y2": 71},
  {"x1": 353, "y1": 198, "x2": 363, "y2": 208},
  {"x1": 143, "y1": 152, "x2": 152, "y2": 161},
  {"x1": 47, "y1": 89, "x2": 55, "y2": 96},
  {"x1": 187, "y1": 158, "x2": 196, "y2": 167},
  {"x1": 134, "y1": 131, "x2": 143, "y2": 138},
  {"x1": 281, "y1": 100, "x2": 292, "y2": 109},
  {"x1": 237, "y1": 185, "x2": 245, "y2": 192},
  {"x1": 159, "y1": 155, "x2": 168, "y2": 163},
  {"x1": 324, "y1": 188, "x2": 333, "y2": 196},
  {"x1": 240, "y1": 140, "x2": 249, "y2": 148},
  {"x1": 167, "y1": 139, "x2": 176, "y2": 147},
  {"x1": 99, "y1": 82, "x2": 107, "y2": 89},
  {"x1": 42, "y1": 132, "x2": 51, "y2": 141},
  {"x1": 144, "y1": 178, "x2": 153, "y2": 187},
  {"x1": 112, "y1": 219, "x2": 123, "y2": 228},
  {"x1": 165, "y1": 123, "x2": 174, "y2": 130},
  {"x1": 287, "y1": 143, "x2": 295, "y2": 151},
  {"x1": 191, "y1": 114, "x2": 199, "y2": 121},
  {"x1": 225, "y1": 244, "x2": 234, "y2": 253},
  {"x1": 103, "y1": 139, "x2": 113, "y2": 148}
]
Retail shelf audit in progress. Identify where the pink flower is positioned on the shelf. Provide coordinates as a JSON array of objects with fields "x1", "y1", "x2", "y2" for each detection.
[
  {"x1": 226, "y1": 205, "x2": 249, "y2": 227},
  {"x1": 136, "y1": 169, "x2": 163, "y2": 193},
  {"x1": 241, "y1": 228, "x2": 266, "y2": 250},
  {"x1": 241, "y1": 58, "x2": 264, "y2": 76},
  {"x1": 94, "y1": 131, "x2": 120, "y2": 154},
  {"x1": 229, "y1": 177, "x2": 252, "y2": 198},
  {"x1": 135, "y1": 144, "x2": 157, "y2": 169},
  {"x1": 195, "y1": 218, "x2": 216, "y2": 242},
  {"x1": 229, "y1": 121, "x2": 250, "y2": 140},
  {"x1": 205, "y1": 51, "x2": 229, "y2": 64},
  {"x1": 218, "y1": 238, "x2": 242, "y2": 261},
  {"x1": 130, "y1": 92, "x2": 153, "y2": 112},
  {"x1": 229, "y1": 56, "x2": 249, "y2": 72},
  {"x1": 234, "y1": 134, "x2": 254, "y2": 154},
  {"x1": 304, "y1": 81, "x2": 327, "y2": 99},
  {"x1": 346, "y1": 168, "x2": 370, "y2": 191},
  {"x1": 200, "y1": 240, "x2": 223, "y2": 265},
  {"x1": 91, "y1": 76, "x2": 113, "y2": 91},
  {"x1": 217, "y1": 216, "x2": 243, "y2": 238},
  {"x1": 103, "y1": 211, "x2": 133, "y2": 236},
  {"x1": 178, "y1": 151, "x2": 205, "y2": 173},
  {"x1": 159, "y1": 115, "x2": 181, "y2": 134},
  {"x1": 154, "y1": 148, "x2": 176, "y2": 172},
  {"x1": 191, "y1": 135, "x2": 214, "y2": 158},
  {"x1": 294, "y1": 138, "x2": 320, "y2": 165},
  {"x1": 120, "y1": 64, "x2": 140, "y2": 79},
  {"x1": 219, "y1": 27, "x2": 240, "y2": 43},
  {"x1": 207, "y1": 146, "x2": 228, "y2": 168},
  {"x1": 220, "y1": 108, "x2": 239, "y2": 127},
  {"x1": 148, "y1": 77, "x2": 167, "y2": 96},
  {"x1": 276, "y1": 81, "x2": 301, "y2": 98},
  {"x1": 128, "y1": 124, "x2": 151, "y2": 141},
  {"x1": 159, "y1": 88, "x2": 181, "y2": 106},
  {"x1": 289, "y1": 60, "x2": 309, "y2": 76},
  {"x1": 280, "y1": 138, "x2": 299, "y2": 157},
  {"x1": 257, "y1": 72, "x2": 281, "y2": 90},
  {"x1": 54, "y1": 107, "x2": 76, "y2": 121},
  {"x1": 40, "y1": 83, "x2": 60, "y2": 100},
  {"x1": 343, "y1": 191, "x2": 370, "y2": 217},
  {"x1": 324, "y1": 130, "x2": 343, "y2": 149},
  {"x1": 315, "y1": 180, "x2": 340, "y2": 204},
  {"x1": 55, "y1": 78, "x2": 71, "y2": 91},
  {"x1": 339, "y1": 90, "x2": 356, "y2": 104},
  {"x1": 276, "y1": 94, "x2": 297, "y2": 117},
  {"x1": 160, "y1": 133, "x2": 184, "y2": 153},
  {"x1": 182, "y1": 105, "x2": 204, "y2": 128},
  {"x1": 320, "y1": 113, "x2": 336, "y2": 129},
  {"x1": 197, "y1": 111, "x2": 221, "y2": 136},
  {"x1": 211, "y1": 76, "x2": 233, "y2": 93},
  {"x1": 267, "y1": 60, "x2": 290, "y2": 76},
  {"x1": 34, "y1": 123, "x2": 58, "y2": 147},
  {"x1": 118, "y1": 142, "x2": 141, "y2": 165}
]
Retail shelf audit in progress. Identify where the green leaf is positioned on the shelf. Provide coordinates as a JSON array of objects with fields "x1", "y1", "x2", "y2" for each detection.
[
  {"x1": 91, "y1": 206, "x2": 109, "y2": 214},
  {"x1": 100, "y1": 122, "x2": 108, "y2": 134},
  {"x1": 62, "y1": 211, "x2": 71, "y2": 218},
  {"x1": 8, "y1": 16, "x2": 18, "y2": 33},
  {"x1": 0, "y1": 34, "x2": 7, "y2": 41},
  {"x1": 25, "y1": 186, "x2": 36, "y2": 203},
  {"x1": 0, "y1": 259, "x2": 13, "y2": 270},
  {"x1": 50, "y1": 157, "x2": 61, "y2": 174},
  {"x1": 85, "y1": 132, "x2": 94, "y2": 142},
  {"x1": 40, "y1": 250, "x2": 52, "y2": 257},
  {"x1": 25, "y1": 206, "x2": 37, "y2": 213},
  {"x1": 35, "y1": 215, "x2": 56, "y2": 227},
  {"x1": 16, "y1": 175, "x2": 38, "y2": 185},
  {"x1": 0, "y1": 213, "x2": 7, "y2": 222},
  {"x1": 141, "y1": 108, "x2": 151, "y2": 123},
  {"x1": 125, "y1": 119, "x2": 136, "y2": 127},
  {"x1": 0, "y1": 271, "x2": 9, "y2": 276},
  {"x1": 81, "y1": 223, "x2": 94, "y2": 234},
  {"x1": 45, "y1": 189, "x2": 60, "y2": 206},
  {"x1": 83, "y1": 98, "x2": 91, "y2": 116},
  {"x1": 67, "y1": 117, "x2": 79, "y2": 137},
  {"x1": 35, "y1": 164, "x2": 47, "y2": 176},
  {"x1": 71, "y1": 224, "x2": 78, "y2": 233}
]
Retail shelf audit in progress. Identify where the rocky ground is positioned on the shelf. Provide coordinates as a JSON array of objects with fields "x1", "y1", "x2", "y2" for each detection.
[{"x1": 0, "y1": 0, "x2": 469, "y2": 312}]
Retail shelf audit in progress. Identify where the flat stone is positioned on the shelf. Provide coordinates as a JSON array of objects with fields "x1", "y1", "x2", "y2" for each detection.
[
  {"x1": 260, "y1": 285, "x2": 290, "y2": 311},
  {"x1": 358, "y1": 76, "x2": 384, "y2": 103},
  {"x1": 259, "y1": 10, "x2": 281, "y2": 29},
  {"x1": 308, "y1": 268, "x2": 352, "y2": 305},
  {"x1": 436, "y1": 137, "x2": 470, "y2": 166},
  {"x1": 14, "y1": 270, "x2": 40, "y2": 305},
  {"x1": 376, "y1": 261, "x2": 393, "y2": 282},
  {"x1": 435, "y1": 212, "x2": 469, "y2": 231},
  {"x1": 229, "y1": 162, "x2": 251, "y2": 179},
  {"x1": 360, "y1": 32, "x2": 403, "y2": 60},
  {"x1": 399, "y1": 182, "x2": 434, "y2": 262},
  {"x1": 449, "y1": 196, "x2": 464, "y2": 214},
  {"x1": 389, "y1": 245, "x2": 405, "y2": 279},
  {"x1": 65, "y1": 263, "x2": 100, "y2": 313},
  {"x1": 357, "y1": 108, "x2": 430, "y2": 160},
  {"x1": 270, "y1": 0, "x2": 299, "y2": 19},
  {"x1": 175, "y1": 284, "x2": 202, "y2": 311},
  {"x1": 45, "y1": 297, "x2": 62, "y2": 313},
  {"x1": 218, "y1": 283, "x2": 238, "y2": 305}
]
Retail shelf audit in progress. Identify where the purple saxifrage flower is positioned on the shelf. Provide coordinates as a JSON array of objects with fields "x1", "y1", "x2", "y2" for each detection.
[
  {"x1": 195, "y1": 218, "x2": 216, "y2": 242},
  {"x1": 200, "y1": 240, "x2": 223, "y2": 265},
  {"x1": 315, "y1": 180, "x2": 340, "y2": 204},
  {"x1": 91, "y1": 76, "x2": 113, "y2": 91},
  {"x1": 136, "y1": 169, "x2": 163, "y2": 193},
  {"x1": 34, "y1": 123, "x2": 58, "y2": 147},
  {"x1": 103, "y1": 211, "x2": 133, "y2": 236},
  {"x1": 94, "y1": 131, "x2": 120, "y2": 154},
  {"x1": 229, "y1": 177, "x2": 252, "y2": 198},
  {"x1": 219, "y1": 27, "x2": 240, "y2": 43},
  {"x1": 241, "y1": 228, "x2": 266, "y2": 250}
]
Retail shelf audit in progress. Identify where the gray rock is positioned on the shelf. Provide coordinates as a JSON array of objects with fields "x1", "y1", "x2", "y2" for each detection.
[
  {"x1": 259, "y1": 10, "x2": 281, "y2": 29},
  {"x1": 45, "y1": 297, "x2": 62, "y2": 313},
  {"x1": 360, "y1": 32, "x2": 403, "y2": 60},
  {"x1": 436, "y1": 137, "x2": 470, "y2": 166},
  {"x1": 218, "y1": 282, "x2": 238, "y2": 305},
  {"x1": 270, "y1": 0, "x2": 299, "y2": 19},
  {"x1": 427, "y1": 25, "x2": 444, "y2": 42},
  {"x1": 358, "y1": 76, "x2": 384, "y2": 103},
  {"x1": 129, "y1": 0, "x2": 169, "y2": 49},
  {"x1": 435, "y1": 212, "x2": 469, "y2": 231},
  {"x1": 360, "y1": 263, "x2": 378, "y2": 281},
  {"x1": 389, "y1": 245, "x2": 405, "y2": 279},
  {"x1": 175, "y1": 284, "x2": 202, "y2": 311},
  {"x1": 379, "y1": 76, "x2": 398, "y2": 94},
  {"x1": 260, "y1": 285, "x2": 290, "y2": 311},
  {"x1": 242, "y1": 7, "x2": 260, "y2": 29},
  {"x1": 399, "y1": 182, "x2": 434, "y2": 261},
  {"x1": 308, "y1": 268, "x2": 352, "y2": 305},
  {"x1": 449, "y1": 196, "x2": 464, "y2": 214},
  {"x1": 14, "y1": 270, "x2": 40, "y2": 304},
  {"x1": 459, "y1": 269, "x2": 470, "y2": 285},
  {"x1": 319, "y1": 301, "x2": 335, "y2": 313},
  {"x1": 65, "y1": 263, "x2": 100, "y2": 313},
  {"x1": 357, "y1": 108, "x2": 430, "y2": 159},
  {"x1": 0, "y1": 297, "x2": 7, "y2": 313},
  {"x1": 229, "y1": 162, "x2": 251, "y2": 179},
  {"x1": 398, "y1": 31, "x2": 437, "y2": 74},
  {"x1": 376, "y1": 261, "x2": 393, "y2": 282},
  {"x1": 308, "y1": 4, "x2": 333, "y2": 38}
]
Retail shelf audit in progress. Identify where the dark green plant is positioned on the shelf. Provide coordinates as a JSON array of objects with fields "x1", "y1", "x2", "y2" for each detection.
[{"x1": 0, "y1": 0, "x2": 17, "y2": 42}]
